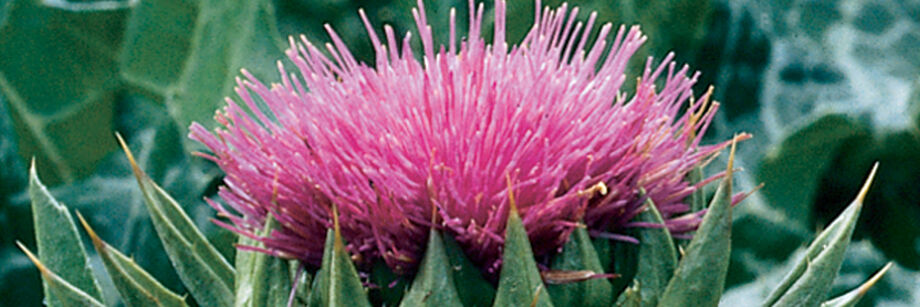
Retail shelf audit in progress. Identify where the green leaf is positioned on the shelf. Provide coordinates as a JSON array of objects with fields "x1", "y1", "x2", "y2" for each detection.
[
  {"x1": 658, "y1": 141, "x2": 737, "y2": 307},
  {"x1": 118, "y1": 135, "x2": 234, "y2": 307},
  {"x1": 118, "y1": 0, "x2": 198, "y2": 96},
  {"x1": 17, "y1": 243, "x2": 105, "y2": 307},
  {"x1": 399, "y1": 229, "x2": 464, "y2": 307},
  {"x1": 4, "y1": 95, "x2": 215, "y2": 306},
  {"x1": 688, "y1": 166, "x2": 707, "y2": 212},
  {"x1": 234, "y1": 214, "x2": 291, "y2": 307},
  {"x1": 118, "y1": 0, "x2": 198, "y2": 95},
  {"x1": 722, "y1": 240, "x2": 915, "y2": 306},
  {"x1": 590, "y1": 236, "x2": 613, "y2": 277},
  {"x1": 630, "y1": 193, "x2": 678, "y2": 306},
  {"x1": 830, "y1": 132, "x2": 920, "y2": 270},
  {"x1": 369, "y1": 259, "x2": 409, "y2": 306},
  {"x1": 546, "y1": 226, "x2": 613, "y2": 307},
  {"x1": 307, "y1": 211, "x2": 372, "y2": 307},
  {"x1": 308, "y1": 231, "x2": 331, "y2": 307},
  {"x1": 45, "y1": 95, "x2": 232, "y2": 305},
  {"x1": 758, "y1": 115, "x2": 871, "y2": 229},
  {"x1": 77, "y1": 212, "x2": 188, "y2": 307},
  {"x1": 0, "y1": 0, "x2": 128, "y2": 184},
  {"x1": 614, "y1": 282, "x2": 641, "y2": 307},
  {"x1": 289, "y1": 260, "x2": 312, "y2": 306},
  {"x1": 608, "y1": 237, "x2": 638, "y2": 295},
  {"x1": 493, "y1": 198, "x2": 554, "y2": 307},
  {"x1": 715, "y1": 0, "x2": 920, "y2": 286},
  {"x1": 164, "y1": 0, "x2": 283, "y2": 134},
  {"x1": 763, "y1": 164, "x2": 878, "y2": 307},
  {"x1": 29, "y1": 162, "x2": 104, "y2": 305},
  {"x1": 442, "y1": 231, "x2": 496, "y2": 307},
  {"x1": 820, "y1": 262, "x2": 892, "y2": 307}
]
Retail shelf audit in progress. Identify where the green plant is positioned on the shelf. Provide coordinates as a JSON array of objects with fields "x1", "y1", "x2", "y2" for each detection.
[
  {"x1": 17, "y1": 137, "x2": 890, "y2": 306},
  {"x1": 11, "y1": 1, "x2": 897, "y2": 306}
]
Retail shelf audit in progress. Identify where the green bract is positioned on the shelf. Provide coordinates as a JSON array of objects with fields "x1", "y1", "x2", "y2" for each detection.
[{"x1": 18, "y1": 140, "x2": 892, "y2": 306}]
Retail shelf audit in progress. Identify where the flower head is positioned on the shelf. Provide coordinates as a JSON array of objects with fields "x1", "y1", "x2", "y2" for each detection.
[{"x1": 191, "y1": 0, "x2": 738, "y2": 275}]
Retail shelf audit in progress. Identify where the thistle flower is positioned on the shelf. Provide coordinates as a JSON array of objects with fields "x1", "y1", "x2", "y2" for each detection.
[{"x1": 190, "y1": 0, "x2": 739, "y2": 275}]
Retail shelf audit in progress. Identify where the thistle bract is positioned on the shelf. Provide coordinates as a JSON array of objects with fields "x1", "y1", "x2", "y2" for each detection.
[{"x1": 190, "y1": 0, "x2": 735, "y2": 274}]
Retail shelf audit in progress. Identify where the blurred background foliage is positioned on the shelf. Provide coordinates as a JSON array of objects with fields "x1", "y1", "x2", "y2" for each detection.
[{"x1": 1, "y1": 0, "x2": 918, "y2": 305}]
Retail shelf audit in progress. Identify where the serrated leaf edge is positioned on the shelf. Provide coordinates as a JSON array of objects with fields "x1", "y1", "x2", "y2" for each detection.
[
  {"x1": 117, "y1": 133, "x2": 235, "y2": 306},
  {"x1": 77, "y1": 212, "x2": 189, "y2": 307},
  {"x1": 763, "y1": 163, "x2": 878, "y2": 307},
  {"x1": 820, "y1": 262, "x2": 893, "y2": 307},
  {"x1": 16, "y1": 242, "x2": 105, "y2": 307}
]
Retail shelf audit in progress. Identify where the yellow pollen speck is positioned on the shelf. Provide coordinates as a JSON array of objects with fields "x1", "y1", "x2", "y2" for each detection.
[{"x1": 577, "y1": 182, "x2": 608, "y2": 197}]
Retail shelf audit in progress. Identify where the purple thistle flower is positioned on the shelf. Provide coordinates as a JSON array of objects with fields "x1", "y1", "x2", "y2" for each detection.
[{"x1": 190, "y1": 0, "x2": 744, "y2": 275}]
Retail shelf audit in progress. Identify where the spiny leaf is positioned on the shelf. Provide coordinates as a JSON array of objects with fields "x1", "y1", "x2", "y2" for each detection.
[
  {"x1": 17, "y1": 242, "x2": 104, "y2": 307},
  {"x1": 77, "y1": 212, "x2": 188, "y2": 307},
  {"x1": 820, "y1": 262, "x2": 893, "y2": 307},
  {"x1": 442, "y1": 231, "x2": 496, "y2": 307},
  {"x1": 764, "y1": 163, "x2": 879, "y2": 307},
  {"x1": 308, "y1": 231, "x2": 332, "y2": 307},
  {"x1": 399, "y1": 229, "x2": 463, "y2": 307},
  {"x1": 117, "y1": 134, "x2": 234, "y2": 307},
  {"x1": 234, "y1": 214, "x2": 290, "y2": 307},
  {"x1": 493, "y1": 187, "x2": 554, "y2": 307},
  {"x1": 28, "y1": 162, "x2": 104, "y2": 305},
  {"x1": 546, "y1": 226, "x2": 613, "y2": 307},
  {"x1": 658, "y1": 139, "x2": 737, "y2": 307},
  {"x1": 630, "y1": 193, "x2": 678, "y2": 306},
  {"x1": 308, "y1": 206, "x2": 372, "y2": 307}
]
